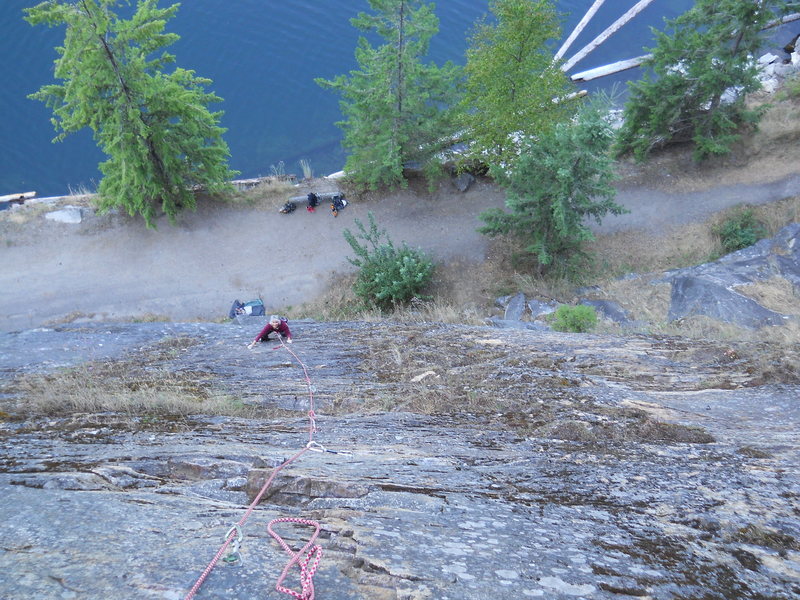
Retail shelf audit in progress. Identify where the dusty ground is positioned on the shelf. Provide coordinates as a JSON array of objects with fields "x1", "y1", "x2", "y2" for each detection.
[
  {"x1": 0, "y1": 177, "x2": 509, "y2": 331},
  {"x1": 2, "y1": 115, "x2": 800, "y2": 333}
]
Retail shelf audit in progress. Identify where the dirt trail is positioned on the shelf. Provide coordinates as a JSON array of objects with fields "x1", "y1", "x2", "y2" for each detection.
[
  {"x1": 2, "y1": 165, "x2": 799, "y2": 333},
  {"x1": 0, "y1": 179, "x2": 506, "y2": 332},
  {"x1": 599, "y1": 172, "x2": 800, "y2": 234}
]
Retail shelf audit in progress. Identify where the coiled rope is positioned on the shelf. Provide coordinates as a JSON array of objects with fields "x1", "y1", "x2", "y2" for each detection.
[
  {"x1": 184, "y1": 336, "x2": 327, "y2": 600},
  {"x1": 268, "y1": 517, "x2": 323, "y2": 600}
]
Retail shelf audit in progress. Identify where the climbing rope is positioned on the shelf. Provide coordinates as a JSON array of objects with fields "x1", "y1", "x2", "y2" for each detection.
[
  {"x1": 280, "y1": 339, "x2": 318, "y2": 443},
  {"x1": 184, "y1": 336, "x2": 330, "y2": 600},
  {"x1": 268, "y1": 517, "x2": 323, "y2": 600}
]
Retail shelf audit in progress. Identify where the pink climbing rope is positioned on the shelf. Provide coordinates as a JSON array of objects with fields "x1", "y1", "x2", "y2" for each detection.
[
  {"x1": 268, "y1": 517, "x2": 324, "y2": 600},
  {"x1": 183, "y1": 336, "x2": 323, "y2": 600},
  {"x1": 280, "y1": 340, "x2": 318, "y2": 443}
]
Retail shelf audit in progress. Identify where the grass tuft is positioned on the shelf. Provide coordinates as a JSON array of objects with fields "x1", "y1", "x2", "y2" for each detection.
[
  {"x1": 1, "y1": 336, "x2": 281, "y2": 419},
  {"x1": 225, "y1": 179, "x2": 298, "y2": 211}
]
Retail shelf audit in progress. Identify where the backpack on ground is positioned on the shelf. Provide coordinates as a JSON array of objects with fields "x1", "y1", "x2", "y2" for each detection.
[
  {"x1": 229, "y1": 298, "x2": 265, "y2": 319},
  {"x1": 279, "y1": 201, "x2": 296, "y2": 214},
  {"x1": 307, "y1": 192, "x2": 319, "y2": 212},
  {"x1": 331, "y1": 194, "x2": 347, "y2": 217}
]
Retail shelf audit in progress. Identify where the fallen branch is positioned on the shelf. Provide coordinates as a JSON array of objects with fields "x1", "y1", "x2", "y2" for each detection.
[
  {"x1": 0, "y1": 191, "x2": 36, "y2": 203},
  {"x1": 571, "y1": 54, "x2": 651, "y2": 82}
]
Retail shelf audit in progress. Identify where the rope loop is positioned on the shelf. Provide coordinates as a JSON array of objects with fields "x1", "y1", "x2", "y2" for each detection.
[
  {"x1": 268, "y1": 517, "x2": 323, "y2": 600},
  {"x1": 307, "y1": 409, "x2": 318, "y2": 434}
]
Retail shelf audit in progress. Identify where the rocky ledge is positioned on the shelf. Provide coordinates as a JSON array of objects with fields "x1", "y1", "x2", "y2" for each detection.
[
  {"x1": 492, "y1": 223, "x2": 800, "y2": 333},
  {"x1": 0, "y1": 321, "x2": 798, "y2": 599}
]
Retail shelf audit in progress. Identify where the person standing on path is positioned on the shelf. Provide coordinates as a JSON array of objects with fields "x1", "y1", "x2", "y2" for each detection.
[{"x1": 248, "y1": 315, "x2": 292, "y2": 348}]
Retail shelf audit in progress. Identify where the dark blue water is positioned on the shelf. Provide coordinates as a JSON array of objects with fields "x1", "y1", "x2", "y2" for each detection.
[{"x1": 1, "y1": 0, "x2": 697, "y2": 198}]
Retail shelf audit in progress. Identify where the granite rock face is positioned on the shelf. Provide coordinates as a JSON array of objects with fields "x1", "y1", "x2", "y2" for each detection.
[
  {"x1": 666, "y1": 275, "x2": 788, "y2": 328},
  {"x1": 659, "y1": 223, "x2": 800, "y2": 328},
  {"x1": 1, "y1": 321, "x2": 798, "y2": 599}
]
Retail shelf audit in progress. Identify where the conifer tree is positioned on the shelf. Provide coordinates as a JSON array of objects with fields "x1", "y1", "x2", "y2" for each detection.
[
  {"x1": 26, "y1": 0, "x2": 236, "y2": 227},
  {"x1": 460, "y1": 0, "x2": 575, "y2": 169},
  {"x1": 616, "y1": 0, "x2": 789, "y2": 161},
  {"x1": 478, "y1": 99, "x2": 626, "y2": 275},
  {"x1": 316, "y1": 0, "x2": 462, "y2": 191}
]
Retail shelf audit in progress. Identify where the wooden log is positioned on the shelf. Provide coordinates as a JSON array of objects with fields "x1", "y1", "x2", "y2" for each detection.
[
  {"x1": 561, "y1": 0, "x2": 658, "y2": 72},
  {"x1": 565, "y1": 9, "x2": 800, "y2": 82},
  {"x1": 571, "y1": 54, "x2": 651, "y2": 82},
  {"x1": 556, "y1": 90, "x2": 589, "y2": 102},
  {"x1": 764, "y1": 12, "x2": 800, "y2": 30},
  {"x1": 289, "y1": 191, "x2": 343, "y2": 203},
  {"x1": 555, "y1": 0, "x2": 606, "y2": 61},
  {"x1": 0, "y1": 191, "x2": 36, "y2": 203}
]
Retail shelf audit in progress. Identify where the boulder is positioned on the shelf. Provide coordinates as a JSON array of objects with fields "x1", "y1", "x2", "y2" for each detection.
[
  {"x1": 528, "y1": 299, "x2": 557, "y2": 319},
  {"x1": 769, "y1": 62, "x2": 796, "y2": 78},
  {"x1": 453, "y1": 172, "x2": 475, "y2": 192},
  {"x1": 495, "y1": 294, "x2": 512, "y2": 309},
  {"x1": 759, "y1": 77, "x2": 780, "y2": 94},
  {"x1": 580, "y1": 299, "x2": 632, "y2": 325},
  {"x1": 656, "y1": 223, "x2": 800, "y2": 328},
  {"x1": 757, "y1": 53, "x2": 780, "y2": 65},
  {"x1": 667, "y1": 276, "x2": 788, "y2": 328},
  {"x1": 503, "y1": 292, "x2": 527, "y2": 321}
]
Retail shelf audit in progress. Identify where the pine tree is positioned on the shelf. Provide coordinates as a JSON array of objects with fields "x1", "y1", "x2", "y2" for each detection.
[
  {"x1": 616, "y1": 0, "x2": 788, "y2": 161},
  {"x1": 478, "y1": 99, "x2": 626, "y2": 275},
  {"x1": 316, "y1": 0, "x2": 462, "y2": 191},
  {"x1": 26, "y1": 0, "x2": 237, "y2": 227},
  {"x1": 460, "y1": 0, "x2": 575, "y2": 169}
]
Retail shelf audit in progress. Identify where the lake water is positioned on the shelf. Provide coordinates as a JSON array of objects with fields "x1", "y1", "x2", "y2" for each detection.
[{"x1": 2, "y1": 0, "x2": 701, "y2": 197}]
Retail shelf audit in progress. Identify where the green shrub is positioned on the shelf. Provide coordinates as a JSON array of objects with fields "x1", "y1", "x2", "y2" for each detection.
[
  {"x1": 343, "y1": 212, "x2": 434, "y2": 310},
  {"x1": 713, "y1": 208, "x2": 767, "y2": 254},
  {"x1": 776, "y1": 73, "x2": 800, "y2": 101},
  {"x1": 550, "y1": 304, "x2": 597, "y2": 333}
]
